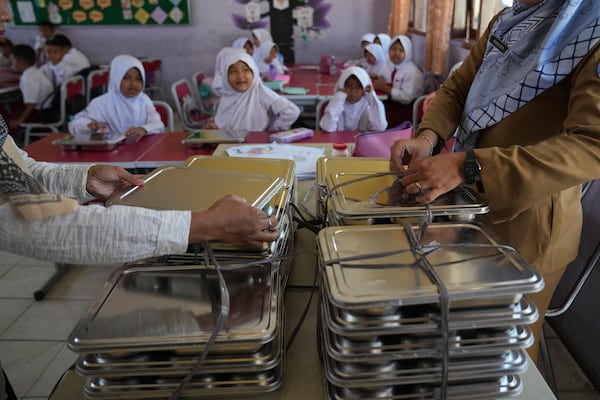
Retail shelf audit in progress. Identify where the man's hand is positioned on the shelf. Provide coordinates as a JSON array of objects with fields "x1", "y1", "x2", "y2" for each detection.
[{"x1": 86, "y1": 165, "x2": 144, "y2": 201}]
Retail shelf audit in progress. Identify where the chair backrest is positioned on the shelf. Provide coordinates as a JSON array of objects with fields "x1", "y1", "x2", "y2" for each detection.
[
  {"x1": 412, "y1": 94, "x2": 428, "y2": 131},
  {"x1": 153, "y1": 100, "x2": 174, "y2": 132},
  {"x1": 315, "y1": 98, "x2": 330, "y2": 130},
  {"x1": 171, "y1": 78, "x2": 212, "y2": 129},
  {"x1": 142, "y1": 58, "x2": 162, "y2": 87},
  {"x1": 191, "y1": 70, "x2": 206, "y2": 111},
  {"x1": 86, "y1": 67, "x2": 109, "y2": 103},
  {"x1": 61, "y1": 75, "x2": 86, "y2": 125}
]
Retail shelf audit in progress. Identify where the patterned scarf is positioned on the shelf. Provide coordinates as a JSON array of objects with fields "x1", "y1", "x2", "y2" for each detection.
[
  {"x1": 454, "y1": 0, "x2": 600, "y2": 151},
  {"x1": 0, "y1": 118, "x2": 77, "y2": 220}
]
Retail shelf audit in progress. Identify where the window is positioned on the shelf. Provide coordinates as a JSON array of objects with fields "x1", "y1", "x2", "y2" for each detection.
[{"x1": 409, "y1": 0, "x2": 512, "y2": 43}]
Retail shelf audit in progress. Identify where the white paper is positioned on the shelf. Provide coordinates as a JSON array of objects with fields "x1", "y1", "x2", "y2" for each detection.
[
  {"x1": 17, "y1": 1, "x2": 36, "y2": 23},
  {"x1": 226, "y1": 143, "x2": 325, "y2": 179}
]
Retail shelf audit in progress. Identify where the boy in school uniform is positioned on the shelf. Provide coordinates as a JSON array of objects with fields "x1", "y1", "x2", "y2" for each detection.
[
  {"x1": 41, "y1": 34, "x2": 90, "y2": 87},
  {"x1": 34, "y1": 20, "x2": 55, "y2": 67},
  {"x1": 7, "y1": 44, "x2": 54, "y2": 132}
]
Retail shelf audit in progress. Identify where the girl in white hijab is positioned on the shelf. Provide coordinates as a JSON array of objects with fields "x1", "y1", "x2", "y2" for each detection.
[
  {"x1": 374, "y1": 33, "x2": 392, "y2": 54},
  {"x1": 364, "y1": 43, "x2": 386, "y2": 79},
  {"x1": 208, "y1": 51, "x2": 300, "y2": 132},
  {"x1": 319, "y1": 66, "x2": 387, "y2": 132},
  {"x1": 256, "y1": 40, "x2": 285, "y2": 79},
  {"x1": 232, "y1": 37, "x2": 254, "y2": 56},
  {"x1": 212, "y1": 47, "x2": 246, "y2": 97},
  {"x1": 68, "y1": 54, "x2": 164, "y2": 141},
  {"x1": 251, "y1": 28, "x2": 273, "y2": 65}
]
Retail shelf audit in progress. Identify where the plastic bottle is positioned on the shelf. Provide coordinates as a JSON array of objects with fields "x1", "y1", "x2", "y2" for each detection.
[
  {"x1": 331, "y1": 142, "x2": 350, "y2": 157},
  {"x1": 268, "y1": 64, "x2": 277, "y2": 80},
  {"x1": 329, "y1": 56, "x2": 337, "y2": 76}
]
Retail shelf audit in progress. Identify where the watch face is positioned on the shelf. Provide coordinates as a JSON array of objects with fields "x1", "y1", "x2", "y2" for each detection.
[{"x1": 463, "y1": 151, "x2": 481, "y2": 183}]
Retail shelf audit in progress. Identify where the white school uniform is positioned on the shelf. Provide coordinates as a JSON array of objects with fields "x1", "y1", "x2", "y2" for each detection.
[
  {"x1": 319, "y1": 66, "x2": 387, "y2": 132},
  {"x1": 382, "y1": 35, "x2": 424, "y2": 104},
  {"x1": 256, "y1": 41, "x2": 285, "y2": 78},
  {"x1": 214, "y1": 51, "x2": 300, "y2": 132},
  {"x1": 364, "y1": 43, "x2": 386, "y2": 78},
  {"x1": 61, "y1": 47, "x2": 90, "y2": 80},
  {"x1": 19, "y1": 66, "x2": 54, "y2": 109},
  {"x1": 251, "y1": 28, "x2": 273, "y2": 66},
  {"x1": 68, "y1": 54, "x2": 164, "y2": 139}
]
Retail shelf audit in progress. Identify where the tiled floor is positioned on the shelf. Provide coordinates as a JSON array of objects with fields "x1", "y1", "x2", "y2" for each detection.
[{"x1": 1, "y1": 250, "x2": 599, "y2": 400}]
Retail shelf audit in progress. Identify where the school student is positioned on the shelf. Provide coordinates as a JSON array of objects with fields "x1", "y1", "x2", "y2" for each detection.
[
  {"x1": 68, "y1": 54, "x2": 164, "y2": 141},
  {"x1": 364, "y1": 43, "x2": 386, "y2": 79},
  {"x1": 360, "y1": 32, "x2": 376, "y2": 48},
  {"x1": 256, "y1": 40, "x2": 285, "y2": 80},
  {"x1": 374, "y1": 33, "x2": 392, "y2": 54},
  {"x1": 319, "y1": 66, "x2": 387, "y2": 132},
  {"x1": 0, "y1": 37, "x2": 12, "y2": 67},
  {"x1": 373, "y1": 34, "x2": 424, "y2": 127},
  {"x1": 7, "y1": 45, "x2": 54, "y2": 132},
  {"x1": 41, "y1": 34, "x2": 90, "y2": 87},
  {"x1": 33, "y1": 20, "x2": 55, "y2": 67},
  {"x1": 251, "y1": 28, "x2": 273, "y2": 65},
  {"x1": 205, "y1": 51, "x2": 300, "y2": 132},
  {"x1": 232, "y1": 37, "x2": 254, "y2": 56}
]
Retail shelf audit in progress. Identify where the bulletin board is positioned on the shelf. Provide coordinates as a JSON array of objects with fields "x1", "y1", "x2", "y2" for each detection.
[{"x1": 9, "y1": 0, "x2": 191, "y2": 26}]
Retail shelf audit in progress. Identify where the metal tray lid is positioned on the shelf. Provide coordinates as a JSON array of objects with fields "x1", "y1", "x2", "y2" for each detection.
[
  {"x1": 316, "y1": 157, "x2": 389, "y2": 187},
  {"x1": 106, "y1": 165, "x2": 284, "y2": 211},
  {"x1": 183, "y1": 156, "x2": 296, "y2": 188},
  {"x1": 317, "y1": 223, "x2": 544, "y2": 308},
  {"x1": 182, "y1": 129, "x2": 249, "y2": 144},
  {"x1": 327, "y1": 172, "x2": 489, "y2": 218},
  {"x1": 68, "y1": 263, "x2": 279, "y2": 353},
  {"x1": 52, "y1": 134, "x2": 126, "y2": 146}
]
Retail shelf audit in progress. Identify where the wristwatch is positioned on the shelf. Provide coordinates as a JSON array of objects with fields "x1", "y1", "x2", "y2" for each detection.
[{"x1": 462, "y1": 149, "x2": 482, "y2": 185}]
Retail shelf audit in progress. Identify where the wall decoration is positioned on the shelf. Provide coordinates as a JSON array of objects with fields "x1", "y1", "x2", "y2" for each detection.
[{"x1": 9, "y1": 0, "x2": 190, "y2": 25}]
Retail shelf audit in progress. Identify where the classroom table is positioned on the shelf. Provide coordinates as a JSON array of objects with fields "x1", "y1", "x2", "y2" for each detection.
[
  {"x1": 24, "y1": 131, "x2": 360, "y2": 170},
  {"x1": 23, "y1": 133, "x2": 166, "y2": 169}
]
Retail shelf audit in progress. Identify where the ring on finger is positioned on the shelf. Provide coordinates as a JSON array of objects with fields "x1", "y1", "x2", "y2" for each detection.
[
  {"x1": 267, "y1": 218, "x2": 272, "y2": 230},
  {"x1": 415, "y1": 181, "x2": 423, "y2": 191}
]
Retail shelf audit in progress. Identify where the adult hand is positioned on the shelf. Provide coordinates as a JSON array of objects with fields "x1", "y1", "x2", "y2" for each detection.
[
  {"x1": 124, "y1": 127, "x2": 147, "y2": 142},
  {"x1": 189, "y1": 194, "x2": 279, "y2": 249},
  {"x1": 400, "y1": 151, "x2": 467, "y2": 204},
  {"x1": 389, "y1": 137, "x2": 433, "y2": 175},
  {"x1": 86, "y1": 165, "x2": 145, "y2": 201}
]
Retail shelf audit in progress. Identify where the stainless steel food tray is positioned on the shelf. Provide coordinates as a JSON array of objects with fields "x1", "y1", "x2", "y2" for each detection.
[
  {"x1": 106, "y1": 165, "x2": 284, "y2": 212},
  {"x1": 183, "y1": 156, "x2": 296, "y2": 189},
  {"x1": 83, "y1": 363, "x2": 283, "y2": 399},
  {"x1": 52, "y1": 135, "x2": 126, "y2": 151},
  {"x1": 318, "y1": 223, "x2": 544, "y2": 310},
  {"x1": 326, "y1": 171, "x2": 488, "y2": 221},
  {"x1": 324, "y1": 324, "x2": 533, "y2": 362},
  {"x1": 316, "y1": 157, "x2": 389, "y2": 188},
  {"x1": 324, "y1": 374, "x2": 522, "y2": 400},
  {"x1": 322, "y1": 344, "x2": 528, "y2": 387},
  {"x1": 181, "y1": 129, "x2": 249, "y2": 146},
  {"x1": 68, "y1": 263, "x2": 280, "y2": 353},
  {"x1": 322, "y1": 293, "x2": 538, "y2": 336}
]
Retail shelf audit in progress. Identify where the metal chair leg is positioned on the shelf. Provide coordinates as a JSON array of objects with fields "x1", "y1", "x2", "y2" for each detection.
[{"x1": 33, "y1": 263, "x2": 70, "y2": 301}]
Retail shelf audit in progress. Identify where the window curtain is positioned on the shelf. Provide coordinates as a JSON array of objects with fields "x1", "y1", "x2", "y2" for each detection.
[
  {"x1": 424, "y1": 0, "x2": 455, "y2": 75},
  {"x1": 387, "y1": 0, "x2": 410, "y2": 36}
]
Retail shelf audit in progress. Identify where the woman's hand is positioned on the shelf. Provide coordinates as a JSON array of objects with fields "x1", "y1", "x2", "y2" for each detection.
[
  {"x1": 399, "y1": 152, "x2": 467, "y2": 204},
  {"x1": 189, "y1": 194, "x2": 279, "y2": 249},
  {"x1": 389, "y1": 138, "x2": 434, "y2": 175},
  {"x1": 124, "y1": 127, "x2": 147, "y2": 142},
  {"x1": 86, "y1": 165, "x2": 144, "y2": 201}
]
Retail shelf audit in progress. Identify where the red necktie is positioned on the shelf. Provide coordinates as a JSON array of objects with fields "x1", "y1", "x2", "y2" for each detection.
[{"x1": 389, "y1": 67, "x2": 397, "y2": 87}]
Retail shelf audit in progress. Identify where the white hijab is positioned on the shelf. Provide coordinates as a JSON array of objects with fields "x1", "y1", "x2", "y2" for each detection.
[
  {"x1": 251, "y1": 28, "x2": 273, "y2": 45},
  {"x1": 361, "y1": 33, "x2": 376, "y2": 44},
  {"x1": 375, "y1": 33, "x2": 392, "y2": 53},
  {"x1": 365, "y1": 43, "x2": 386, "y2": 76},
  {"x1": 83, "y1": 55, "x2": 152, "y2": 133},
  {"x1": 214, "y1": 51, "x2": 286, "y2": 131},
  {"x1": 232, "y1": 37, "x2": 252, "y2": 51},
  {"x1": 334, "y1": 66, "x2": 373, "y2": 131},
  {"x1": 212, "y1": 47, "x2": 246, "y2": 97}
]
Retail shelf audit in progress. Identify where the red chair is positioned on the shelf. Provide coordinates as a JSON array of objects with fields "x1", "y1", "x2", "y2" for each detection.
[
  {"x1": 142, "y1": 58, "x2": 162, "y2": 99},
  {"x1": 22, "y1": 75, "x2": 86, "y2": 145},
  {"x1": 86, "y1": 67, "x2": 109, "y2": 103},
  {"x1": 152, "y1": 100, "x2": 174, "y2": 132},
  {"x1": 170, "y1": 78, "x2": 212, "y2": 131}
]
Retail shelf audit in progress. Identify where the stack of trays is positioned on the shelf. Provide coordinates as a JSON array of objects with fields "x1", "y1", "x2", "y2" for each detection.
[
  {"x1": 316, "y1": 157, "x2": 489, "y2": 225},
  {"x1": 68, "y1": 258, "x2": 287, "y2": 399},
  {"x1": 317, "y1": 223, "x2": 544, "y2": 399},
  {"x1": 69, "y1": 158, "x2": 297, "y2": 398}
]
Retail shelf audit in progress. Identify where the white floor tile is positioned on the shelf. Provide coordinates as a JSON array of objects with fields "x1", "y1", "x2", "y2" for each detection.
[
  {"x1": 0, "y1": 265, "x2": 57, "y2": 298},
  {"x1": 1, "y1": 299, "x2": 90, "y2": 341},
  {"x1": 25, "y1": 344, "x2": 78, "y2": 398},
  {"x1": 0, "y1": 299, "x2": 33, "y2": 335},
  {"x1": 45, "y1": 265, "x2": 116, "y2": 300},
  {"x1": 0, "y1": 340, "x2": 62, "y2": 397}
]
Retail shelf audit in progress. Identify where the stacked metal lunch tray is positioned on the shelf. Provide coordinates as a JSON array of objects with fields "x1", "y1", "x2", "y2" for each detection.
[
  {"x1": 68, "y1": 257, "x2": 287, "y2": 399},
  {"x1": 317, "y1": 223, "x2": 544, "y2": 400},
  {"x1": 316, "y1": 157, "x2": 489, "y2": 225},
  {"x1": 68, "y1": 159, "x2": 297, "y2": 398}
]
